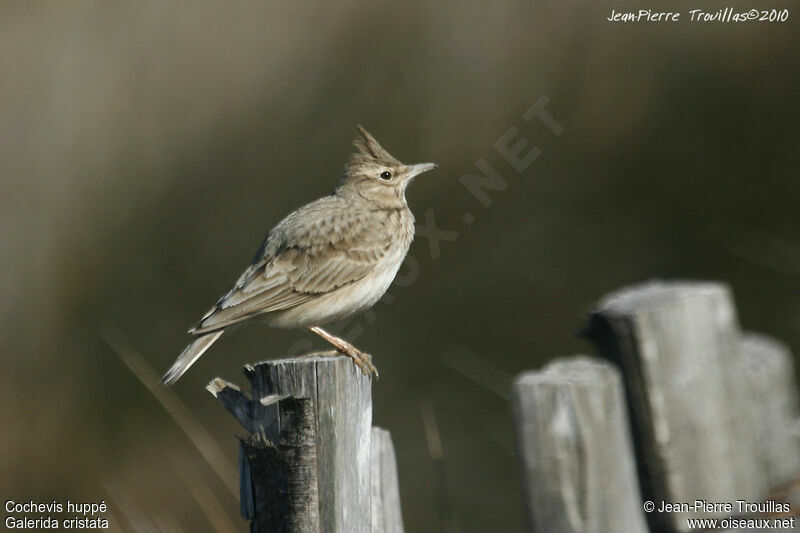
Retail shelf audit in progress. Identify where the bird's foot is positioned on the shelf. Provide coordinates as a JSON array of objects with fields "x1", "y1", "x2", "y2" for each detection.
[
  {"x1": 338, "y1": 345, "x2": 379, "y2": 379},
  {"x1": 301, "y1": 346, "x2": 378, "y2": 377},
  {"x1": 307, "y1": 326, "x2": 380, "y2": 379}
]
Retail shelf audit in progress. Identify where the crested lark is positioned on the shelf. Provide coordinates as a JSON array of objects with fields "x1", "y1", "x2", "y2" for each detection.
[{"x1": 162, "y1": 126, "x2": 436, "y2": 385}]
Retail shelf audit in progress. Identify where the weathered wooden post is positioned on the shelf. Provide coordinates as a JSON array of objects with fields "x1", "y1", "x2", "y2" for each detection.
[
  {"x1": 511, "y1": 356, "x2": 648, "y2": 533},
  {"x1": 208, "y1": 354, "x2": 374, "y2": 533},
  {"x1": 741, "y1": 333, "x2": 800, "y2": 489},
  {"x1": 371, "y1": 427, "x2": 405, "y2": 533},
  {"x1": 586, "y1": 281, "x2": 769, "y2": 532}
]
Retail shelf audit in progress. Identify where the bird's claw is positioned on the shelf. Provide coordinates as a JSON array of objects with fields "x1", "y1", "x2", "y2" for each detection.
[{"x1": 343, "y1": 347, "x2": 379, "y2": 379}]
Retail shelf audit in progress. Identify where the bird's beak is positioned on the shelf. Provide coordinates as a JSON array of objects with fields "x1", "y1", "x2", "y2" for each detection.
[{"x1": 405, "y1": 162, "x2": 438, "y2": 180}]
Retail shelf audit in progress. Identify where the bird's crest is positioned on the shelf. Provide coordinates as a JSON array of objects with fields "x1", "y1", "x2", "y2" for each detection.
[{"x1": 348, "y1": 125, "x2": 401, "y2": 170}]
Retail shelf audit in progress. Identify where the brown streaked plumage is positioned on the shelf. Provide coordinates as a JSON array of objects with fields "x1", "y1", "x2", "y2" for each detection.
[{"x1": 162, "y1": 126, "x2": 437, "y2": 385}]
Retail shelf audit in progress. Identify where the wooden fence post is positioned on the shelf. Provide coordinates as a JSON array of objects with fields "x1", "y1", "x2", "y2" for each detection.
[
  {"x1": 741, "y1": 333, "x2": 800, "y2": 489},
  {"x1": 371, "y1": 427, "x2": 405, "y2": 533},
  {"x1": 208, "y1": 354, "x2": 373, "y2": 533},
  {"x1": 586, "y1": 281, "x2": 768, "y2": 532},
  {"x1": 511, "y1": 356, "x2": 648, "y2": 533}
]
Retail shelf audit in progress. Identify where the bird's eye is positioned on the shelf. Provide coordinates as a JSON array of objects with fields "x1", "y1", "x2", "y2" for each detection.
[{"x1": 379, "y1": 171, "x2": 392, "y2": 180}]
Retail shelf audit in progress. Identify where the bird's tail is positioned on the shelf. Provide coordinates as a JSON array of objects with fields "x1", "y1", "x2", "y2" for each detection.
[{"x1": 161, "y1": 331, "x2": 224, "y2": 385}]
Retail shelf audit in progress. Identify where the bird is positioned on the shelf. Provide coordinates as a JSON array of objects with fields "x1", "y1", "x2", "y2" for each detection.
[{"x1": 161, "y1": 126, "x2": 437, "y2": 385}]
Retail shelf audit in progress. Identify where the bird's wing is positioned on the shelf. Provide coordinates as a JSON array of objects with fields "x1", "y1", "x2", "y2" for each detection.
[{"x1": 190, "y1": 205, "x2": 390, "y2": 334}]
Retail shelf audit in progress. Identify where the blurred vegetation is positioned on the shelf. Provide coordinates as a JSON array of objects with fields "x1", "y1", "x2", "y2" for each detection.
[{"x1": 1, "y1": 1, "x2": 798, "y2": 531}]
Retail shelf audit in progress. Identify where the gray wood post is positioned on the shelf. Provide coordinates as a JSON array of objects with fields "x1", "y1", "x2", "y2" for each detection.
[
  {"x1": 511, "y1": 356, "x2": 648, "y2": 533},
  {"x1": 741, "y1": 333, "x2": 800, "y2": 488},
  {"x1": 208, "y1": 355, "x2": 373, "y2": 533},
  {"x1": 371, "y1": 427, "x2": 405, "y2": 533},
  {"x1": 586, "y1": 281, "x2": 768, "y2": 532}
]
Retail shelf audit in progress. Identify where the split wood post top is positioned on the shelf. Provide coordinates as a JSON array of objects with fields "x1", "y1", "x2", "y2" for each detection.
[{"x1": 209, "y1": 355, "x2": 372, "y2": 533}]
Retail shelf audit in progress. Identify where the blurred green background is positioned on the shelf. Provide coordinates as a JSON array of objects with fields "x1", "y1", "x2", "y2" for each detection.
[{"x1": 2, "y1": 1, "x2": 798, "y2": 531}]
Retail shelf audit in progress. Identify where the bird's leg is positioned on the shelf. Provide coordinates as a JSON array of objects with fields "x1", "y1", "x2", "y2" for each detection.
[{"x1": 308, "y1": 326, "x2": 379, "y2": 378}]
